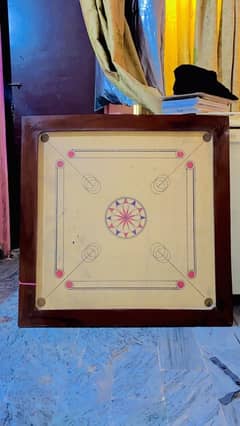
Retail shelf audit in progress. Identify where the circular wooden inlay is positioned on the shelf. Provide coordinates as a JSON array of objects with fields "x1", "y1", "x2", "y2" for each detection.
[
  {"x1": 37, "y1": 297, "x2": 46, "y2": 308},
  {"x1": 40, "y1": 133, "x2": 49, "y2": 143},
  {"x1": 204, "y1": 298, "x2": 213, "y2": 307}
]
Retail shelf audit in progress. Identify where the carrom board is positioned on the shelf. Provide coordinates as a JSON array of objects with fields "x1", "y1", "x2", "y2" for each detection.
[{"x1": 19, "y1": 115, "x2": 232, "y2": 326}]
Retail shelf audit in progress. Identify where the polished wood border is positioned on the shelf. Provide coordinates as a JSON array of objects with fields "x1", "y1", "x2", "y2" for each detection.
[{"x1": 19, "y1": 114, "x2": 233, "y2": 326}]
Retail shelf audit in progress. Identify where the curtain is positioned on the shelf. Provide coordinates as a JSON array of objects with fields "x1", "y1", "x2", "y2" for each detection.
[
  {"x1": 81, "y1": 0, "x2": 240, "y2": 109},
  {"x1": 194, "y1": 0, "x2": 240, "y2": 110},
  {"x1": 165, "y1": 0, "x2": 240, "y2": 107},
  {"x1": 164, "y1": 0, "x2": 196, "y2": 95},
  {"x1": 0, "y1": 27, "x2": 10, "y2": 256},
  {"x1": 79, "y1": 0, "x2": 163, "y2": 113},
  {"x1": 194, "y1": 0, "x2": 222, "y2": 71},
  {"x1": 218, "y1": 0, "x2": 240, "y2": 110}
]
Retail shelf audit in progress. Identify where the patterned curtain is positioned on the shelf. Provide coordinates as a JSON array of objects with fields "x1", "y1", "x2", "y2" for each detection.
[
  {"x1": 0, "y1": 27, "x2": 10, "y2": 256},
  {"x1": 79, "y1": 0, "x2": 163, "y2": 113}
]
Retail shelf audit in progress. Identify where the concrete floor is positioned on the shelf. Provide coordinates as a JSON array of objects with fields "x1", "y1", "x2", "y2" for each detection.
[{"x1": 0, "y1": 254, "x2": 240, "y2": 425}]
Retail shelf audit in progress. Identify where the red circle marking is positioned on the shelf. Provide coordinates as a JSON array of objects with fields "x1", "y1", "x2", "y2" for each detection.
[
  {"x1": 57, "y1": 160, "x2": 64, "y2": 168},
  {"x1": 68, "y1": 150, "x2": 75, "y2": 158},
  {"x1": 55, "y1": 270, "x2": 64, "y2": 278},
  {"x1": 177, "y1": 281, "x2": 185, "y2": 289},
  {"x1": 188, "y1": 270, "x2": 195, "y2": 279},
  {"x1": 177, "y1": 150, "x2": 184, "y2": 158},
  {"x1": 186, "y1": 161, "x2": 194, "y2": 169},
  {"x1": 66, "y1": 281, "x2": 73, "y2": 289}
]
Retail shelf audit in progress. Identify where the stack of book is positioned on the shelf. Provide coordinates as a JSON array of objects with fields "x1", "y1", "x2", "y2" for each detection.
[{"x1": 161, "y1": 92, "x2": 236, "y2": 115}]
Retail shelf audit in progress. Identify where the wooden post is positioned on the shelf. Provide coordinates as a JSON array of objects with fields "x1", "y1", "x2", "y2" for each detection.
[{"x1": 0, "y1": 27, "x2": 10, "y2": 256}]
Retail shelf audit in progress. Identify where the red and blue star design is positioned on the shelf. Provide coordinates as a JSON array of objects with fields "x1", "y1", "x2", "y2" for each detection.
[{"x1": 106, "y1": 197, "x2": 147, "y2": 239}]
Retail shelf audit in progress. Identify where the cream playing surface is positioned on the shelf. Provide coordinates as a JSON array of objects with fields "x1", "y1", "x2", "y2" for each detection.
[{"x1": 36, "y1": 131, "x2": 215, "y2": 310}]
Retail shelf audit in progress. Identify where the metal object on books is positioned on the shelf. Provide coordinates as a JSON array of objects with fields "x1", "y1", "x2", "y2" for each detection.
[{"x1": 133, "y1": 104, "x2": 151, "y2": 115}]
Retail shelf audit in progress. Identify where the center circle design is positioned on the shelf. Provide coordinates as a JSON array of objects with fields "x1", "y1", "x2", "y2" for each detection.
[{"x1": 106, "y1": 197, "x2": 147, "y2": 239}]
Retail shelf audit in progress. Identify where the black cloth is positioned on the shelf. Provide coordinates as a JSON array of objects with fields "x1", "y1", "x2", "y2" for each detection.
[{"x1": 173, "y1": 64, "x2": 238, "y2": 100}]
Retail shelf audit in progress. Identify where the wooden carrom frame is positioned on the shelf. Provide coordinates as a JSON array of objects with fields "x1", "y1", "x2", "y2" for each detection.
[{"x1": 19, "y1": 115, "x2": 232, "y2": 327}]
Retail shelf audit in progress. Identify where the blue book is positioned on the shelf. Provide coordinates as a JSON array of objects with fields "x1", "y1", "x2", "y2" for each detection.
[
  {"x1": 162, "y1": 107, "x2": 199, "y2": 114},
  {"x1": 161, "y1": 94, "x2": 229, "y2": 114},
  {"x1": 162, "y1": 98, "x2": 200, "y2": 111}
]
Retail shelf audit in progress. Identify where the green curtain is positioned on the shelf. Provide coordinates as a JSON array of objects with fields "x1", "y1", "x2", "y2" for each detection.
[{"x1": 79, "y1": 0, "x2": 163, "y2": 113}]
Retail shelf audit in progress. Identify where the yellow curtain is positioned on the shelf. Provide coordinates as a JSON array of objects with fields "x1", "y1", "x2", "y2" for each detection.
[
  {"x1": 164, "y1": 0, "x2": 196, "y2": 95},
  {"x1": 165, "y1": 0, "x2": 240, "y2": 109},
  {"x1": 79, "y1": 0, "x2": 163, "y2": 113}
]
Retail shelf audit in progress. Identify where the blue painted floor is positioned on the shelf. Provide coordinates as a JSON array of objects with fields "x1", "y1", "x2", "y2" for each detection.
[{"x1": 0, "y1": 256, "x2": 240, "y2": 425}]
